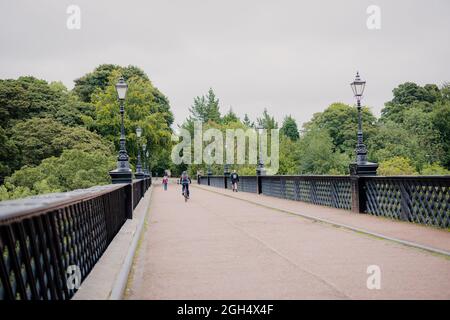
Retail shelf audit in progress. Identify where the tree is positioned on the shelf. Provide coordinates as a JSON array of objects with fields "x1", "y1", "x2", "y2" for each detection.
[
  {"x1": 9, "y1": 117, "x2": 113, "y2": 168},
  {"x1": 73, "y1": 64, "x2": 149, "y2": 103},
  {"x1": 280, "y1": 115, "x2": 299, "y2": 141},
  {"x1": 297, "y1": 129, "x2": 349, "y2": 174},
  {"x1": 90, "y1": 71, "x2": 173, "y2": 171},
  {"x1": 378, "y1": 157, "x2": 417, "y2": 176},
  {"x1": 431, "y1": 102, "x2": 450, "y2": 169},
  {"x1": 381, "y1": 82, "x2": 438, "y2": 123},
  {"x1": 257, "y1": 108, "x2": 278, "y2": 129},
  {"x1": 222, "y1": 108, "x2": 239, "y2": 124},
  {"x1": 2, "y1": 149, "x2": 116, "y2": 198},
  {"x1": 243, "y1": 114, "x2": 253, "y2": 127},
  {"x1": 188, "y1": 88, "x2": 221, "y2": 124},
  {"x1": 0, "y1": 76, "x2": 64, "y2": 126},
  {"x1": 305, "y1": 103, "x2": 377, "y2": 155}
]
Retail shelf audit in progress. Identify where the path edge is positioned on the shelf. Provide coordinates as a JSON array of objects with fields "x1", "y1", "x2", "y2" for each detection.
[{"x1": 109, "y1": 186, "x2": 154, "y2": 300}]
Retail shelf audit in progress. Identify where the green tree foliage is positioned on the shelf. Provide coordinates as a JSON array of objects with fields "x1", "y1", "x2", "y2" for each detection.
[
  {"x1": 378, "y1": 157, "x2": 417, "y2": 176},
  {"x1": 305, "y1": 103, "x2": 377, "y2": 155},
  {"x1": 280, "y1": 115, "x2": 299, "y2": 141},
  {"x1": 9, "y1": 117, "x2": 113, "y2": 167},
  {"x1": 257, "y1": 108, "x2": 278, "y2": 129},
  {"x1": 187, "y1": 88, "x2": 221, "y2": 124},
  {"x1": 297, "y1": 129, "x2": 349, "y2": 175},
  {"x1": 222, "y1": 108, "x2": 240, "y2": 124},
  {"x1": 0, "y1": 76, "x2": 64, "y2": 126},
  {"x1": 1, "y1": 149, "x2": 115, "y2": 200},
  {"x1": 243, "y1": 113, "x2": 253, "y2": 127},
  {"x1": 89, "y1": 70, "x2": 173, "y2": 172},
  {"x1": 73, "y1": 64, "x2": 149, "y2": 103},
  {"x1": 420, "y1": 163, "x2": 450, "y2": 175}
]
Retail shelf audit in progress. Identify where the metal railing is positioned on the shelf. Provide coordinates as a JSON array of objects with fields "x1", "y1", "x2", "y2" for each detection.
[
  {"x1": 0, "y1": 177, "x2": 151, "y2": 300},
  {"x1": 198, "y1": 174, "x2": 449, "y2": 228}
]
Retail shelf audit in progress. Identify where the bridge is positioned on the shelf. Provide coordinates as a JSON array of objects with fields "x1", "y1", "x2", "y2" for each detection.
[{"x1": 0, "y1": 175, "x2": 449, "y2": 300}]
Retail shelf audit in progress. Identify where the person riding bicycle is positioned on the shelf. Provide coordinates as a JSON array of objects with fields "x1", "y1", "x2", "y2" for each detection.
[
  {"x1": 230, "y1": 170, "x2": 239, "y2": 192},
  {"x1": 179, "y1": 171, "x2": 192, "y2": 198}
]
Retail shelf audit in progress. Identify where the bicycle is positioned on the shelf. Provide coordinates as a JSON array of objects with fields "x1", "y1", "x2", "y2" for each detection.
[{"x1": 182, "y1": 184, "x2": 189, "y2": 202}]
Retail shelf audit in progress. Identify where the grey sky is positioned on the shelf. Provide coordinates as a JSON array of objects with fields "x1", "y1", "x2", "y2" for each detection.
[{"x1": 1, "y1": 0, "x2": 449, "y2": 128}]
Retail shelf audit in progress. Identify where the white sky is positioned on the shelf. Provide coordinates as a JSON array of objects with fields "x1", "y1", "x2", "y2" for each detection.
[{"x1": 1, "y1": 0, "x2": 449, "y2": 128}]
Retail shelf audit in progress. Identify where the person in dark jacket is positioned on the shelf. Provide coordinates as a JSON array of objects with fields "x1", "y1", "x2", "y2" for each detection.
[
  {"x1": 230, "y1": 170, "x2": 239, "y2": 192},
  {"x1": 179, "y1": 171, "x2": 192, "y2": 198}
]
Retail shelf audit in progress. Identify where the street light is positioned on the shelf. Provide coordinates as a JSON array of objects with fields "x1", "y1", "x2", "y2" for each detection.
[
  {"x1": 109, "y1": 77, "x2": 132, "y2": 183},
  {"x1": 256, "y1": 126, "x2": 265, "y2": 176},
  {"x1": 349, "y1": 72, "x2": 378, "y2": 176},
  {"x1": 224, "y1": 142, "x2": 230, "y2": 176},
  {"x1": 142, "y1": 144, "x2": 149, "y2": 176},
  {"x1": 135, "y1": 127, "x2": 144, "y2": 179}
]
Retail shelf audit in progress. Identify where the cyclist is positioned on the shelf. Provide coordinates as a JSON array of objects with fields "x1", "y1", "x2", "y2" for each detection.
[
  {"x1": 230, "y1": 170, "x2": 239, "y2": 192},
  {"x1": 179, "y1": 171, "x2": 192, "y2": 198}
]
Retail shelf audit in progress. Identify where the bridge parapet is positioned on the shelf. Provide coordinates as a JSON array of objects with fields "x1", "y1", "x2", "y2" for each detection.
[
  {"x1": 198, "y1": 174, "x2": 450, "y2": 228},
  {"x1": 0, "y1": 177, "x2": 151, "y2": 300}
]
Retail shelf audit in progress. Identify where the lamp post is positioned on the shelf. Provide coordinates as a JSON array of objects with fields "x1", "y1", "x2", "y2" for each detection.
[
  {"x1": 224, "y1": 143, "x2": 230, "y2": 189},
  {"x1": 142, "y1": 144, "x2": 149, "y2": 176},
  {"x1": 256, "y1": 126, "x2": 266, "y2": 176},
  {"x1": 109, "y1": 77, "x2": 132, "y2": 183},
  {"x1": 135, "y1": 127, "x2": 145, "y2": 179},
  {"x1": 146, "y1": 150, "x2": 149, "y2": 175},
  {"x1": 349, "y1": 72, "x2": 378, "y2": 176}
]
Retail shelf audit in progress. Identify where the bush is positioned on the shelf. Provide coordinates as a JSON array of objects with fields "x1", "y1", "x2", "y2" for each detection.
[{"x1": 378, "y1": 157, "x2": 417, "y2": 176}]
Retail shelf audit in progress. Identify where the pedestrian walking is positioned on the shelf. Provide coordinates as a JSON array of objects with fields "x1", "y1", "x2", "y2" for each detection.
[
  {"x1": 162, "y1": 175, "x2": 169, "y2": 191},
  {"x1": 230, "y1": 170, "x2": 239, "y2": 192}
]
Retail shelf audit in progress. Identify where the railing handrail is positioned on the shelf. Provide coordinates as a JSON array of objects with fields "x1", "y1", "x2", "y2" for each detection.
[{"x1": 0, "y1": 183, "x2": 127, "y2": 223}]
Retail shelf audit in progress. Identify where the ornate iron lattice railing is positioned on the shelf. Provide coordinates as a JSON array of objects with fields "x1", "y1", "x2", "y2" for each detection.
[
  {"x1": 209, "y1": 176, "x2": 225, "y2": 188},
  {"x1": 198, "y1": 174, "x2": 449, "y2": 228},
  {"x1": 363, "y1": 176, "x2": 450, "y2": 228},
  {"x1": 199, "y1": 176, "x2": 208, "y2": 185},
  {"x1": 260, "y1": 176, "x2": 352, "y2": 210},
  {"x1": 0, "y1": 178, "x2": 151, "y2": 300},
  {"x1": 239, "y1": 176, "x2": 258, "y2": 193}
]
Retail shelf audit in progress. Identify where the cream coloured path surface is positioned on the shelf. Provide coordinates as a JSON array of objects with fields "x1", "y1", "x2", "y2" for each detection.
[{"x1": 126, "y1": 184, "x2": 450, "y2": 300}]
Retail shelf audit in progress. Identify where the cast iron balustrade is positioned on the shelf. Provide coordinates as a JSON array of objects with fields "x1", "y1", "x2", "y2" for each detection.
[
  {"x1": 0, "y1": 177, "x2": 151, "y2": 300},
  {"x1": 198, "y1": 174, "x2": 449, "y2": 228}
]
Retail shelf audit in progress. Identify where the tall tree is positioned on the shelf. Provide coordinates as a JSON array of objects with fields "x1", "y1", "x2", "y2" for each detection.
[
  {"x1": 257, "y1": 108, "x2": 278, "y2": 129},
  {"x1": 280, "y1": 115, "x2": 299, "y2": 141},
  {"x1": 222, "y1": 107, "x2": 239, "y2": 124},
  {"x1": 188, "y1": 88, "x2": 221, "y2": 124}
]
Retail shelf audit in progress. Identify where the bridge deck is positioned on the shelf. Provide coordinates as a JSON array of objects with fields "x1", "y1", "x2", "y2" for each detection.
[{"x1": 126, "y1": 184, "x2": 450, "y2": 299}]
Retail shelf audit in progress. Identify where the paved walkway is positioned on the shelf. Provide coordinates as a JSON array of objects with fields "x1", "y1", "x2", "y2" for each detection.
[{"x1": 126, "y1": 184, "x2": 450, "y2": 300}]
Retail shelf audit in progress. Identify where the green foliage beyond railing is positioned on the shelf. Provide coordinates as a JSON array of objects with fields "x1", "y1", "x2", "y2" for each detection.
[{"x1": 199, "y1": 175, "x2": 450, "y2": 228}]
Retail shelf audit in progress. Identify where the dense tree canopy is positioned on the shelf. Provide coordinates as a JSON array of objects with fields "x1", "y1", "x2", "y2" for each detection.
[{"x1": 0, "y1": 64, "x2": 175, "y2": 199}]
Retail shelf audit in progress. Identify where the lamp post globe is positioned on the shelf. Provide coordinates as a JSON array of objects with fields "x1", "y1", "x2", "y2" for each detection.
[
  {"x1": 349, "y1": 71, "x2": 378, "y2": 176},
  {"x1": 109, "y1": 77, "x2": 132, "y2": 184}
]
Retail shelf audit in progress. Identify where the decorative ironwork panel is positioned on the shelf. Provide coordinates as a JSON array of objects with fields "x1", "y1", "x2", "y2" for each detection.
[
  {"x1": 260, "y1": 176, "x2": 352, "y2": 210},
  {"x1": 209, "y1": 176, "x2": 225, "y2": 188},
  {"x1": 239, "y1": 176, "x2": 257, "y2": 193},
  {"x1": 0, "y1": 180, "x2": 152, "y2": 300},
  {"x1": 364, "y1": 177, "x2": 450, "y2": 228}
]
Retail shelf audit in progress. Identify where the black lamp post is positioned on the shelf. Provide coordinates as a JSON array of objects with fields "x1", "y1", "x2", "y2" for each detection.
[
  {"x1": 142, "y1": 144, "x2": 149, "y2": 176},
  {"x1": 349, "y1": 72, "x2": 378, "y2": 176},
  {"x1": 109, "y1": 77, "x2": 133, "y2": 183},
  {"x1": 135, "y1": 126, "x2": 145, "y2": 179},
  {"x1": 256, "y1": 126, "x2": 266, "y2": 176},
  {"x1": 146, "y1": 150, "x2": 150, "y2": 175}
]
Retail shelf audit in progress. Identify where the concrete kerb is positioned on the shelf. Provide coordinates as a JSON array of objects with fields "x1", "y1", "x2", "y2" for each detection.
[
  {"x1": 193, "y1": 184, "x2": 450, "y2": 258},
  {"x1": 72, "y1": 185, "x2": 154, "y2": 300}
]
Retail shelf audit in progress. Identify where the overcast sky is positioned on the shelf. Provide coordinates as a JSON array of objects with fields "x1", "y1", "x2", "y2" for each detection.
[{"x1": 1, "y1": 0, "x2": 449, "y2": 127}]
